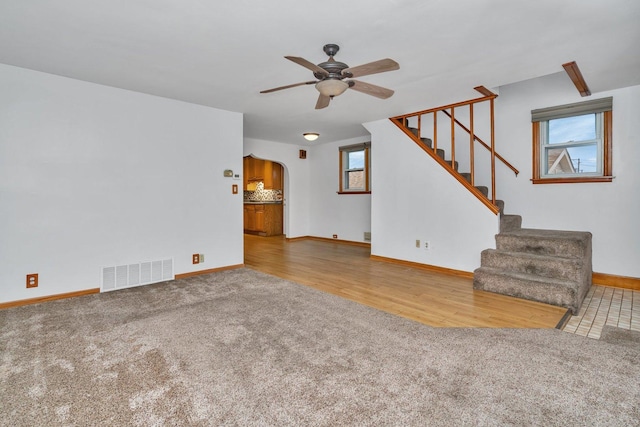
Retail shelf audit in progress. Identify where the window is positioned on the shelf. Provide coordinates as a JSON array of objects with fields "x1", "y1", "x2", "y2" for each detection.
[
  {"x1": 339, "y1": 143, "x2": 370, "y2": 193},
  {"x1": 532, "y1": 97, "x2": 612, "y2": 184}
]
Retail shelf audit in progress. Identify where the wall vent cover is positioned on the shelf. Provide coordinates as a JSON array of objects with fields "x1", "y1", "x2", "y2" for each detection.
[
  {"x1": 101, "y1": 258, "x2": 173, "y2": 292},
  {"x1": 364, "y1": 232, "x2": 372, "y2": 242}
]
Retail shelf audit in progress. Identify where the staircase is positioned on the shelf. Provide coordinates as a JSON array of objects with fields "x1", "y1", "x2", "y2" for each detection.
[
  {"x1": 390, "y1": 89, "x2": 593, "y2": 315},
  {"x1": 474, "y1": 217, "x2": 592, "y2": 315}
]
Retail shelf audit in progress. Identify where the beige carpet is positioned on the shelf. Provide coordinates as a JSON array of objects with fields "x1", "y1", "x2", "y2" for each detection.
[{"x1": 1, "y1": 268, "x2": 639, "y2": 426}]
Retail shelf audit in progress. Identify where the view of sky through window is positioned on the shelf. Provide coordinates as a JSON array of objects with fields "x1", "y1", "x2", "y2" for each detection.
[
  {"x1": 348, "y1": 150, "x2": 365, "y2": 169},
  {"x1": 547, "y1": 114, "x2": 598, "y2": 173}
]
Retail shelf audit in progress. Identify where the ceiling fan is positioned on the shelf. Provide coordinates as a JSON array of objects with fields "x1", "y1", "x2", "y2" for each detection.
[{"x1": 260, "y1": 44, "x2": 399, "y2": 109}]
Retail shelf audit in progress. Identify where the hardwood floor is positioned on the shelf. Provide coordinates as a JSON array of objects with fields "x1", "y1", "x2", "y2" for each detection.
[{"x1": 244, "y1": 235, "x2": 567, "y2": 328}]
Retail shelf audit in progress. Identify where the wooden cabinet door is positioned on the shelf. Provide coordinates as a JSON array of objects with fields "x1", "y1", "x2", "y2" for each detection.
[
  {"x1": 254, "y1": 205, "x2": 265, "y2": 232},
  {"x1": 252, "y1": 159, "x2": 264, "y2": 180},
  {"x1": 263, "y1": 161, "x2": 273, "y2": 189},
  {"x1": 244, "y1": 205, "x2": 255, "y2": 231},
  {"x1": 272, "y1": 163, "x2": 282, "y2": 190}
]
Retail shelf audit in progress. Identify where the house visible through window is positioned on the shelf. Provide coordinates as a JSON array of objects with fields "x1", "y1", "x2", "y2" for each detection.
[
  {"x1": 531, "y1": 97, "x2": 613, "y2": 184},
  {"x1": 339, "y1": 143, "x2": 370, "y2": 193}
]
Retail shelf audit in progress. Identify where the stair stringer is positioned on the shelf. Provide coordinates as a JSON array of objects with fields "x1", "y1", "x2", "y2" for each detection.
[
  {"x1": 364, "y1": 118, "x2": 499, "y2": 273},
  {"x1": 390, "y1": 117, "x2": 500, "y2": 215}
]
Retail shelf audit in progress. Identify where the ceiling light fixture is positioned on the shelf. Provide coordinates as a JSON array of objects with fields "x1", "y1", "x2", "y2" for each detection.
[
  {"x1": 303, "y1": 132, "x2": 319, "y2": 141},
  {"x1": 315, "y1": 79, "x2": 349, "y2": 97}
]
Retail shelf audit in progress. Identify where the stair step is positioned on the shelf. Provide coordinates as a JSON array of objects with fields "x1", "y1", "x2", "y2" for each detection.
[
  {"x1": 436, "y1": 148, "x2": 445, "y2": 159},
  {"x1": 473, "y1": 267, "x2": 585, "y2": 314},
  {"x1": 475, "y1": 186, "x2": 488, "y2": 197},
  {"x1": 499, "y1": 214, "x2": 521, "y2": 232},
  {"x1": 495, "y1": 199, "x2": 505, "y2": 214},
  {"x1": 480, "y1": 249, "x2": 585, "y2": 283},
  {"x1": 496, "y1": 228, "x2": 592, "y2": 259},
  {"x1": 406, "y1": 127, "x2": 435, "y2": 149},
  {"x1": 445, "y1": 160, "x2": 459, "y2": 171}
]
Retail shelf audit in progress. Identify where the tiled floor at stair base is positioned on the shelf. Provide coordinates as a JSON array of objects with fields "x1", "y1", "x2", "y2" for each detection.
[{"x1": 562, "y1": 285, "x2": 640, "y2": 339}]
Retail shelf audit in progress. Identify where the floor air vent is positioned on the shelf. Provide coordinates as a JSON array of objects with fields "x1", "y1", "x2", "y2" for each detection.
[{"x1": 102, "y1": 258, "x2": 173, "y2": 292}]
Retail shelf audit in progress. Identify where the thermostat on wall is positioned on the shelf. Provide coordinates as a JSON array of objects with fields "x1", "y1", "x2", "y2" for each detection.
[{"x1": 223, "y1": 169, "x2": 233, "y2": 177}]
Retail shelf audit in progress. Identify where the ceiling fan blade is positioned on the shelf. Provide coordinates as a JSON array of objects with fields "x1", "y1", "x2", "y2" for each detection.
[
  {"x1": 285, "y1": 56, "x2": 329, "y2": 77},
  {"x1": 349, "y1": 80, "x2": 395, "y2": 99},
  {"x1": 315, "y1": 94, "x2": 330, "y2": 109},
  {"x1": 260, "y1": 81, "x2": 317, "y2": 94},
  {"x1": 342, "y1": 58, "x2": 399, "y2": 78}
]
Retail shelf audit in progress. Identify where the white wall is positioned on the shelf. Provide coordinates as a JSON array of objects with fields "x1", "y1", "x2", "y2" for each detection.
[
  {"x1": 308, "y1": 136, "x2": 372, "y2": 243},
  {"x1": 0, "y1": 64, "x2": 244, "y2": 304},
  {"x1": 495, "y1": 72, "x2": 640, "y2": 277},
  {"x1": 365, "y1": 119, "x2": 499, "y2": 272},
  {"x1": 243, "y1": 138, "x2": 311, "y2": 238}
]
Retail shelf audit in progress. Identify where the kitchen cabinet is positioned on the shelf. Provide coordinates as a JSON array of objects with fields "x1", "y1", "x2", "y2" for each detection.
[
  {"x1": 244, "y1": 157, "x2": 282, "y2": 190},
  {"x1": 245, "y1": 157, "x2": 264, "y2": 181},
  {"x1": 243, "y1": 203, "x2": 282, "y2": 236},
  {"x1": 264, "y1": 162, "x2": 283, "y2": 190}
]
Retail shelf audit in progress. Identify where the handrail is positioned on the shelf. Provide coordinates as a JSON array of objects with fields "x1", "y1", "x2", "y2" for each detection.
[
  {"x1": 440, "y1": 110, "x2": 519, "y2": 176},
  {"x1": 389, "y1": 89, "x2": 519, "y2": 213}
]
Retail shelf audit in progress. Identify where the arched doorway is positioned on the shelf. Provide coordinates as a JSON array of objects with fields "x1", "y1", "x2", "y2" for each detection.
[{"x1": 242, "y1": 155, "x2": 286, "y2": 237}]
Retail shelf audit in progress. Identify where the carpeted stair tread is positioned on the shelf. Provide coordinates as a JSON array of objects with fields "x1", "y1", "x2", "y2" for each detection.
[
  {"x1": 473, "y1": 267, "x2": 583, "y2": 313},
  {"x1": 475, "y1": 186, "x2": 489, "y2": 197},
  {"x1": 500, "y1": 228, "x2": 591, "y2": 240},
  {"x1": 483, "y1": 248, "x2": 580, "y2": 262},
  {"x1": 496, "y1": 228, "x2": 592, "y2": 258},
  {"x1": 499, "y1": 214, "x2": 521, "y2": 232},
  {"x1": 474, "y1": 267, "x2": 579, "y2": 289},
  {"x1": 480, "y1": 248, "x2": 584, "y2": 282}
]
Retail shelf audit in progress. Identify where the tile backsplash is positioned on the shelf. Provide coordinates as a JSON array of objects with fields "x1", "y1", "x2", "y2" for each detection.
[{"x1": 244, "y1": 182, "x2": 283, "y2": 202}]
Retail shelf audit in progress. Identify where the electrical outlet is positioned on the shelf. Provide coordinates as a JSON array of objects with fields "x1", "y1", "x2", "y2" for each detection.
[
  {"x1": 199, "y1": 254, "x2": 205, "y2": 263},
  {"x1": 332, "y1": 234, "x2": 338, "y2": 239},
  {"x1": 26, "y1": 273, "x2": 38, "y2": 288},
  {"x1": 192, "y1": 254, "x2": 199, "y2": 264},
  {"x1": 415, "y1": 239, "x2": 420, "y2": 248},
  {"x1": 424, "y1": 241, "x2": 430, "y2": 250}
]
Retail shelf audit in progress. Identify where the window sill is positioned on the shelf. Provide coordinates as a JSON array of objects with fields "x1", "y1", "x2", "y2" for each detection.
[
  {"x1": 531, "y1": 176, "x2": 614, "y2": 184},
  {"x1": 337, "y1": 191, "x2": 372, "y2": 195}
]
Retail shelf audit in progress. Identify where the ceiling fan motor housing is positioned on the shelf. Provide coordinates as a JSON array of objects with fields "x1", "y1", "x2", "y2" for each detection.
[{"x1": 315, "y1": 44, "x2": 352, "y2": 80}]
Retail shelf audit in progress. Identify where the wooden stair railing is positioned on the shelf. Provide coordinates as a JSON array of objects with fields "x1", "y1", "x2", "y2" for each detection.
[{"x1": 389, "y1": 87, "x2": 518, "y2": 214}]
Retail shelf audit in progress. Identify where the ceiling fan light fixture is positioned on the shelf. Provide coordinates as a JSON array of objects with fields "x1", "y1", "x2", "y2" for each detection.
[
  {"x1": 303, "y1": 132, "x2": 319, "y2": 141},
  {"x1": 315, "y1": 79, "x2": 349, "y2": 97}
]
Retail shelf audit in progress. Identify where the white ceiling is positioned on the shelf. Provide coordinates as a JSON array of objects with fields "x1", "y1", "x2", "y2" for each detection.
[{"x1": 1, "y1": 0, "x2": 639, "y2": 145}]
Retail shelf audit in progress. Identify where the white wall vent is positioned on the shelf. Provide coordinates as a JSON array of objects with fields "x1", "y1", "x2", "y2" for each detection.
[
  {"x1": 101, "y1": 258, "x2": 173, "y2": 292},
  {"x1": 364, "y1": 232, "x2": 372, "y2": 242}
]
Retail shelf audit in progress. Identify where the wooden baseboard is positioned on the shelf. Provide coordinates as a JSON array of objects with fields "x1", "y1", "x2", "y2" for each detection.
[
  {"x1": 286, "y1": 235, "x2": 371, "y2": 248},
  {"x1": 175, "y1": 264, "x2": 244, "y2": 280},
  {"x1": 370, "y1": 255, "x2": 474, "y2": 279},
  {"x1": 0, "y1": 288, "x2": 100, "y2": 310},
  {"x1": 593, "y1": 272, "x2": 640, "y2": 290}
]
